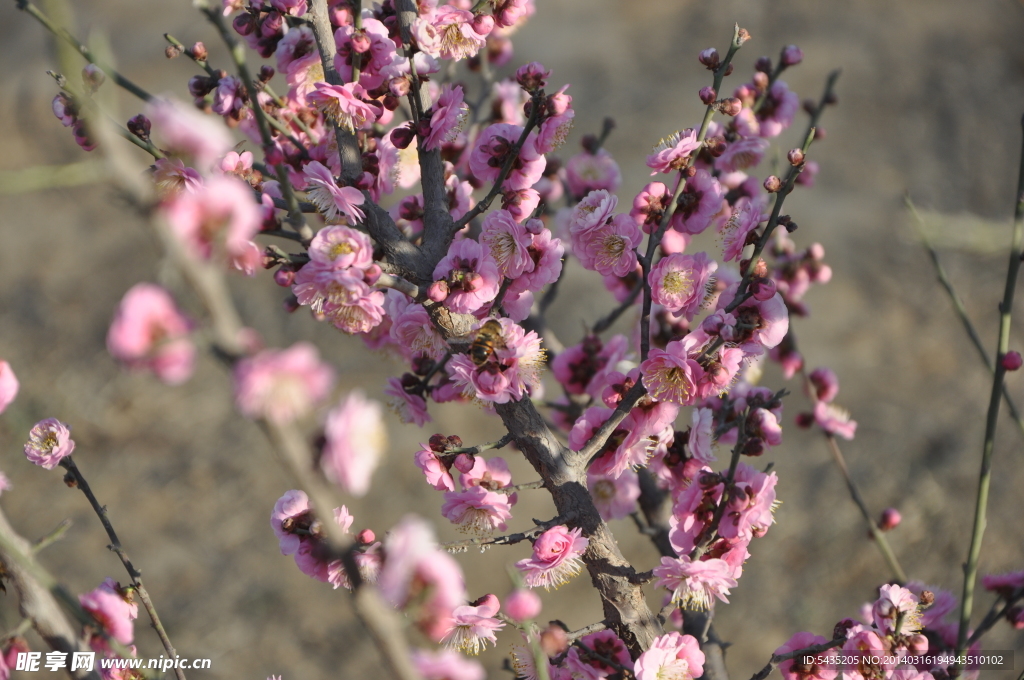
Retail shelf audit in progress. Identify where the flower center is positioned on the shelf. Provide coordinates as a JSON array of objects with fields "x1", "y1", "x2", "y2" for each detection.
[{"x1": 663, "y1": 270, "x2": 695, "y2": 298}]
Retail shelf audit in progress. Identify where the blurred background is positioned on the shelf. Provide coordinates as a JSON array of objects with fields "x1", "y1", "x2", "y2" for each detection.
[{"x1": 1, "y1": 0, "x2": 1024, "y2": 677}]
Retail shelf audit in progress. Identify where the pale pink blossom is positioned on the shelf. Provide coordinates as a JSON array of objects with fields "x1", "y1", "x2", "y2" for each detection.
[
  {"x1": 79, "y1": 579, "x2": 137, "y2": 646},
  {"x1": 653, "y1": 555, "x2": 738, "y2": 610},
  {"x1": 307, "y1": 82, "x2": 380, "y2": 132},
  {"x1": 490, "y1": 78, "x2": 529, "y2": 126},
  {"x1": 634, "y1": 632, "x2": 705, "y2": 680},
  {"x1": 515, "y1": 525, "x2": 588, "y2": 590},
  {"x1": 577, "y1": 213, "x2": 642, "y2": 277},
  {"x1": 756, "y1": 81, "x2": 800, "y2": 138},
  {"x1": 321, "y1": 391, "x2": 387, "y2": 497},
  {"x1": 587, "y1": 469, "x2": 640, "y2": 521},
  {"x1": 334, "y1": 18, "x2": 399, "y2": 89},
  {"x1": 275, "y1": 25, "x2": 317, "y2": 73},
  {"x1": 651, "y1": 252, "x2": 718, "y2": 320},
  {"x1": 322, "y1": 271, "x2": 386, "y2": 334},
  {"x1": 672, "y1": 169, "x2": 725, "y2": 235},
  {"x1": 0, "y1": 361, "x2": 19, "y2": 414},
  {"x1": 808, "y1": 367, "x2": 840, "y2": 403},
  {"x1": 569, "y1": 189, "x2": 618, "y2": 235},
  {"x1": 469, "y1": 123, "x2": 545, "y2": 191},
  {"x1": 107, "y1": 284, "x2": 196, "y2": 385},
  {"x1": 414, "y1": 445, "x2": 454, "y2": 491},
  {"x1": 163, "y1": 175, "x2": 263, "y2": 263},
  {"x1": 425, "y1": 84, "x2": 469, "y2": 151},
  {"x1": 146, "y1": 97, "x2": 233, "y2": 169},
  {"x1": 441, "y1": 594, "x2": 505, "y2": 655},
  {"x1": 429, "y1": 6, "x2": 490, "y2": 61},
  {"x1": 564, "y1": 148, "x2": 621, "y2": 197},
  {"x1": 24, "y1": 418, "x2": 75, "y2": 470},
  {"x1": 690, "y1": 407, "x2": 716, "y2": 463},
  {"x1": 211, "y1": 75, "x2": 245, "y2": 118},
  {"x1": 384, "y1": 377, "x2": 431, "y2": 427},
  {"x1": 459, "y1": 456, "x2": 513, "y2": 490},
  {"x1": 441, "y1": 485, "x2": 514, "y2": 534},
  {"x1": 905, "y1": 582, "x2": 957, "y2": 628},
  {"x1": 387, "y1": 294, "x2": 448, "y2": 360},
  {"x1": 641, "y1": 337, "x2": 706, "y2": 406},
  {"x1": 152, "y1": 158, "x2": 203, "y2": 197},
  {"x1": 501, "y1": 188, "x2": 541, "y2": 223},
  {"x1": 719, "y1": 463, "x2": 778, "y2": 541},
  {"x1": 411, "y1": 649, "x2": 485, "y2": 680},
  {"x1": 564, "y1": 629, "x2": 631, "y2": 679},
  {"x1": 715, "y1": 136, "x2": 769, "y2": 174},
  {"x1": 775, "y1": 632, "x2": 837, "y2": 680},
  {"x1": 271, "y1": 489, "x2": 315, "y2": 556},
  {"x1": 535, "y1": 85, "x2": 574, "y2": 154},
  {"x1": 503, "y1": 589, "x2": 542, "y2": 622},
  {"x1": 719, "y1": 197, "x2": 763, "y2": 262},
  {"x1": 873, "y1": 584, "x2": 922, "y2": 634},
  {"x1": 631, "y1": 181, "x2": 669, "y2": 228},
  {"x1": 307, "y1": 225, "x2": 373, "y2": 269},
  {"x1": 303, "y1": 161, "x2": 366, "y2": 224},
  {"x1": 448, "y1": 318, "x2": 544, "y2": 403},
  {"x1": 233, "y1": 342, "x2": 335, "y2": 424},
  {"x1": 432, "y1": 238, "x2": 502, "y2": 314},
  {"x1": 813, "y1": 401, "x2": 857, "y2": 440},
  {"x1": 647, "y1": 128, "x2": 701, "y2": 174},
  {"x1": 480, "y1": 209, "x2": 535, "y2": 278}
]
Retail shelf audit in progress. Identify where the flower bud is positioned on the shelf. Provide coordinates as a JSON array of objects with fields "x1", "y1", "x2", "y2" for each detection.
[
  {"x1": 539, "y1": 624, "x2": 569, "y2": 656},
  {"x1": 752, "y1": 71, "x2": 769, "y2": 90},
  {"x1": 803, "y1": 98, "x2": 817, "y2": 115},
  {"x1": 357, "y1": 528, "x2": 376, "y2": 544},
  {"x1": 755, "y1": 56, "x2": 772, "y2": 73},
  {"x1": 428, "y1": 434, "x2": 448, "y2": 452},
  {"x1": 515, "y1": 61, "x2": 550, "y2": 93},
  {"x1": 165, "y1": 44, "x2": 183, "y2": 59},
  {"x1": 427, "y1": 280, "x2": 449, "y2": 302},
  {"x1": 260, "y1": 11, "x2": 284, "y2": 38},
  {"x1": 127, "y1": 114, "x2": 152, "y2": 141},
  {"x1": 724, "y1": 63, "x2": 734, "y2": 77},
  {"x1": 1007, "y1": 606, "x2": 1024, "y2": 630},
  {"x1": 751, "y1": 277, "x2": 777, "y2": 301},
  {"x1": 388, "y1": 76, "x2": 411, "y2": 98},
  {"x1": 763, "y1": 175, "x2": 782, "y2": 193},
  {"x1": 273, "y1": 265, "x2": 295, "y2": 287},
  {"x1": 699, "y1": 86, "x2": 717, "y2": 105},
  {"x1": 453, "y1": 453, "x2": 475, "y2": 473},
  {"x1": 736, "y1": 27, "x2": 752, "y2": 45},
  {"x1": 787, "y1": 148, "x2": 805, "y2": 166},
  {"x1": 390, "y1": 125, "x2": 416, "y2": 150},
  {"x1": 190, "y1": 41, "x2": 209, "y2": 62},
  {"x1": 706, "y1": 136, "x2": 727, "y2": 157},
  {"x1": 232, "y1": 12, "x2": 257, "y2": 36},
  {"x1": 808, "y1": 367, "x2": 840, "y2": 403},
  {"x1": 259, "y1": 65, "x2": 275, "y2": 82},
  {"x1": 781, "y1": 44, "x2": 803, "y2": 67},
  {"x1": 363, "y1": 263, "x2": 382, "y2": 285},
  {"x1": 283, "y1": 294, "x2": 300, "y2": 313},
  {"x1": 472, "y1": 13, "x2": 495, "y2": 35},
  {"x1": 52, "y1": 93, "x2": 77, "y2": 127},
  {"x1": 719, "y1": 97, "x2": 742, "y2": 116},
  {"x1": 350, "y1": 29, "x2": 371, "y2": 53},
  {"x1": 814, "y1": 127, "x2": 827, "y2": 140},
  {"x1": 1002, "y1": 351, "x2": 1023, "y2": 371},
  {"x1": 81, "y1": 64, "x2": 106, "y2": 92},
  {"x1": 504, "y1": 589, "x2": 542, "y2": 622},
  {"x1": 795, "y1": 412, "x2": 814, "y2": 428},
  {"x1": 188, "y1": 75, "x2": 214, "y2": 98},
  {"x1": 741, "y1": 437, "x2": 764, "y2": 457},
  {"x1": 879, "y1": 508, "x2": 901, "y2": 531},
  {"x1": 698, "y1": 48, "x2": 719, "y2": 69}
]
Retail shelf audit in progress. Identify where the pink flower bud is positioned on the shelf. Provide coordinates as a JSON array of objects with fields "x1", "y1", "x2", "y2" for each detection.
[
  {"x1": 388, "y1": 76, "x2": 411, "y2": 98},
  {"x1": 515, "y1": 61, "x2": 550, "y2": 92},
  {"x1": 751, "y1": 278, "x2": 777, "y2": 301},
  {"x1": 1003, "y1": 351, "x2": 1023, "y2": 371},
  {"x1": 504, "y1": 589, "x2": 542, "y2": 622},
  {"x1": 1007, "y1": 606, "x2": 1024, "y2": 630},
  {"x1": 763, "y1": 175, "x2": 782, "y2": 193},
  {"x1": 808, "y1": 242, "x2": 826, "y2": 261},
  {"x1": 350, "y1": 30, "x2": 371, "y2": 53},
  {"x1": 52, "y1": 93, "x2": 77, "y2": 127},
  {"x1": 463, "y1": 272, "x2": 484, "y2": 292},
  {"x1": 698, "y1": 47, "x2": 719, "y2": 69},
  {"x1": 539, "y1": 624, "x2": 569, "y2": 656},
  {"x1": 719, "y1": 98, "x2": 742, "y2": 116},
  {"x1": 273, "y1": 266, "x2": 295, "y2": 287},
  {"x1": 453, "y1": 453, "x2": 475, "y2": 474},
  {"x1": 283, "y1": 295, "x2": 300, "y2": 313},
  {"x1": 753, "y1": 71, "x2": 769, "y2": 90},
  {"x1": 357, "y1": 528, "x2": 375, "y2": 544},
  {"x1": 363, "y1": 263, "x2": 382, "y2": 285},
  {"x1": 781, "y1": 44, "x2": 804, "y2": 67},
  {"x1": 232, "y1": 12, "x2": 257, "y2": 36},
  {"x1": 788, "y1": 148, "x2": 805, "y2": 166},
  {"x1": 699, "y1": 86, "x2": 717, "y2": 105},
  {"x1": 81, "y1": 64, "x2": 106, "y2": 92},
  {"x1": 879, "y1": 508, "x2": 901, "y2": 531},
  {"x1": 427, "y1": 280, "x2": 449, "y2": 302},
  {"x1": 191, "y1": 41, "x2": 209, "y2": 62},
  {"x1": 755, "y1": 56, "x2": 772, "y2": 73},
  {"x1": 258, "y1": 65, "x2": 275, "y2": 82},
  {"x1": 471, "y1": 13, "x2": 495, "y2": 36}
]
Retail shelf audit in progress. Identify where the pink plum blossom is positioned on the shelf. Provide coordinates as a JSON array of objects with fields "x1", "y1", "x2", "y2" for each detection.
[
  {"x1": 719, "y1": 463, "x2": 778, "y2": 541},
  {"x1": 320, "y1": 391, "x2": 387, "y2": 497},
  {"x1": 459, "y1": 456, "x2": 513, "y2": 491},
  {"x1": 564, "y1": 148, "x2": 621, "y2": 197},
  {"x1": 690, "y1": 407, "x2": 716, "y2": 463},
  {"x1": 647, "y1": 128, "x2": 701, "y2": 174},
  {"x1": 162, "y1": 175, "x2": 263, "y2": 264},
  {"x1": 515, "y1": 525, "x2": 588, "y2": 590},
  {"x1": 0, "y1": 361, "x2": 19, "y2": 414},
  {"x1": 307, "y1": 225, "x2": 372, "y2": 269},
  {"x1": 756, "y1": 80, "x2": 800, "y2": 138},
  {"x1": 146, "y1": 97, "x2": 233, "y2": 169},
  {"x1": 448, "y1": 318, "x2": 545, "y2": 404},
  {"x1": 653, "y1": 555, "x2": 738, "y2": 610},
  {"x1": 813, "y1": 401, "x2": 857, "y2": 440},
  {"x1": 387, "y1": 293, "x2": 448, "y2": 360},
  {"x1": 716, "y1": 136, "x2": 770, "y2": 174},
  {"x1": 441, "y1": 594, "x2": 505, "y2": 655},
  {"x1": 307, "y1": 82, "x2": 380, "y2": 132},
  {"x1": 510, "y1": 225, "x2": 563, "y2": 293},
  {"x1": 480, "y1": 209, "x2": 535, "y2": 278},
  {"x1": 535, "y1": 86, "x2": 574, "y2": 154},
  {"x1": 152, "y1": 158, "x2": 202, "y2": 197},
  {"x1": 981, "y1": 570, "x2": 1024, "y2": 596},
  {"x1": 384, "y1": 376, "x2": 431, "y2": 427},
  {"x1": 634, "y1": 632, "x2": 705, "y2": 680},
  {"x1": 569, "y1": 189, "x2": 618, "y2": 235},
  {"x1": 411, "y1": 649, "x2": 485, "y2": 680},
  {"x1": 774, "y1": 632, "x2": 837, "y2": 680},
  {"x1": 414, "y1": 444, "x2": 455, "y2": 491},
  {"x1": 303, "y1": 161, "x2": 366, "y2": 224},
  {"x1": 432, "y1": 238, "x2": 501, "y2": 314},
  {"x1": 587, "y1": 469, "x2": 640, "y2": 521},
  {"x1": 672, "y1": 169, "x2": 725, "y2": 235},
  {"x1": 504, "y1": 589, "x2": 542, "y2": 622},
  {"x1": 577, "y1": 213, "x2": 642, "y2": 277},
  {"x1": 650, "y1": 251, "x2": 718, "y2": 320},
  {"x1": 873, "y1": 584, "x2": 922, "y2": 634},
  {"x1": 469, "y1": 123, "x2": 545, "y2": 191},
  {"x1": 808, "y1": 367, "x2": 840, "y2": 403},
  {"x1": 425, "y1": 84, "x2": 469, "y2": 151},
  {"x1": 441, "y1": 485, "x2": 514, "y2": 534},
  {"x1": 719, "y1": 197, "x2": 763, "y2": 262},
  {"x1": 564, "y1": 629, "x2": 631, "y2": 678},
  {"x1": 79, "y1": 579, "x2": 137, "y2": 646},
  {"x1": 641, "y1": 337, "x2": 706, "y2": 406},
  {"x1": 428, "y1": 6, "x2": 490, "y2": 61},
  {"x1": 233, "y1": 342, "x2": 335, "y2": 424},
  {"x1": 107, "y1": 284, "x2": 196, "y2": 385},
  {"x1": 24, "y1": 418, "x2": 75, "y2": 470}
]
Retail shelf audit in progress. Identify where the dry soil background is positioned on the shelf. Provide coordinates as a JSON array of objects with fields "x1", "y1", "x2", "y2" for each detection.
[{"x1": 1, "y1": 0, "x2": 1023, "y2": 678}]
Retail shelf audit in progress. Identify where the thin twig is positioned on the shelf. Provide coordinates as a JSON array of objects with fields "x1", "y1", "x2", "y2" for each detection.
[
  {"x1": 446, "y1": 432, "x2": 515, "y2": 455},
  {"x1": 967, "y1": 588, "x2": 1024, "y2": 645},
  {"x1": 566, "y1": 621, "x2": 608, "y2": 642},
  {"x1": 32, "y1": 519, "x2": 73, "y2": 554},
  {"x1": 592, "y1": 283, "x2": 642, "y2": 334},
  {"x1": 443, "y1": 514, "x2": 571, "y2": 550}
]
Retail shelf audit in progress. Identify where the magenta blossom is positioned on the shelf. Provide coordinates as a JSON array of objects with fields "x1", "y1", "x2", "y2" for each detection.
[
  {"x1": 981, "y1": 570, "x2": 1024, "y2": 596},
  {"x1": 672, "y1": 169, "x2": 726, "y2": 235},
  {"x1": 813, "y1": 401, "x2": 857, "y2": 440},
  {"x1": 162, "y1": 175, "x2": 263, "y2": 265},
  {"x1": 480, "y1": 209, "x2": 535, "y2": 279},
  {"x1": 565, "y1": 148, "x2": 622, "y2": 197},
  {"x1": 448, "y1": 318, "x2": 545, "y2": 404},
  {"x1": 233, "y1": 342, "x2": 335, "y2": 424},
  {"x1": 320, "y1": 391, "x2": 387, "y2": 497},
  {"x1": 650, "y1": 251, "x2": 718, "y2": 320},
  {"x1": 425, "y1": 84, "x2": 469, "y2": 151},
  {"x1": 414, "y1": 444, "x2": 455, "y2": 491},
  {"x1": 303, "y1": 161, "x2": 366, "y2": 224},
  {"x1": 641, "y1": 337, "x2": 706, "y2": 406},
  {"x1": 515, "y1": 525, "x2": 588, "y2": 590},
  {"x1": 442, "y1": 486, "x2": 514, "y2": 535},
  {"x1": 634, "y1": 632, "x2": 705, "y2": 680},
  {"x1": 387, "y1": 293, "x2": 448, "y2": 360},
  {"x1": 432, "y1": 238, "x2": 501, "y2": 314},
  {"x1": 0, "y1": 361, "x2": 19, "y2": 414},
  {"x1": 441, "y1": 594, "x2": 505, "y2": 655},
  {"x1": 79, "y1": 579, "x2": 137, "y2": 646},
  {"x1": 653, "y1": 555, "x2": 738, "y2": 610},
  {"x1": 307, "y1": 225, "x2": 372, "y2": 270},
  {"x1": 24, "y1": 418, "x2": 75, "y2": 470},
  {"x1": 577, "y1": 213, "x2": 642, "y2": 277},
  {"x1": 647, "y1": 128, "x2": 701, "y2": 174},
  {"x1": 469, "y1": 123, "x2": 545, "y2": 191},
  {"x1": 107, "y1": 283, "x2": 196, "y2": 385},
  {"x1": 384, "y1": 377, "x2": 431, "y2": 427},
  {"x1": 569, "y1": 189, "x2": 618, "y2": 235}
]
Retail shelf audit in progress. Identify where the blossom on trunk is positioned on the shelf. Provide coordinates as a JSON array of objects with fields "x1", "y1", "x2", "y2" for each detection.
[
  {"x1": 515, "y1": 525, "x2": 588, "y2": 590},
  {"x1": 653, "y1": 555, "x2": 738, "y2": 610},
  {"x1": 634, "y1": 632, "x2": 705, "y2": 680}
]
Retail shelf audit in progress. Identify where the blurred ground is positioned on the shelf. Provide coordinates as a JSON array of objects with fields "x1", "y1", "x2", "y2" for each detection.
[{"x1": 1, "y1": 0, "x2": 1024, "y2": 678}]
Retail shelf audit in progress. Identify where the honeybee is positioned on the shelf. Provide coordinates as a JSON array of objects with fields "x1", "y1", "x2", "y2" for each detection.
[{"x1": 468, "y1": 319, "x2": 506, "y2": 366}]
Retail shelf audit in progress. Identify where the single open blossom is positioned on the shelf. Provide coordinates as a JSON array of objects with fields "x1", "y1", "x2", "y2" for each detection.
[
  {"x1": 569, "y1": 189, "x2": 618, "y2": 235},
  {"x1": 775, "y1": 632, "x2": 837, "y2": 680},
  {"x1": 647, "y1": 128, "x2": 701, "y2": 174},
  {"x1": 411, "y1": 649, "x2": 485, "y2": 680},
  {"x1": 0, "y1": 361, "x2": 19, "y2": 414},
  {"x1": 719, "y1": 463, "x2": 779, "y2": 541},
  {"x1": 448, "y1": 318, "x2": 545, "y2": 404},
  {"x1": 577, "y1": 213, "x2": 642, "y2": 277},
  {"x1": 307, "y1": 224, "x2": 372, "y2": 269},
  {"x1": 233, "y1": 342, "x2": 335, "y2": 424},
  {"x1": 755, "y1": 80, "x2": 800, "y2": 138},
  {"x1": 441, "y1": 485, "x2": 514, "y2": 534},
  {"x1": 813, "y1": 401, "x2": 857, "y2": 440},
  {"x1": 651, "y1": 252, "x2": 718, "y2": 320},
  {"x1": 641, "y1": 337, "x2": 706, "y2": 406},
  {"x1": 442, "y1": 594, "x2": 505, "y2": 655},
  {"x1": 320, "y1": 391, "x2": 387, "y2": 497},
  {"x1": 79, "y1": 579, "x2": 137, "y2": 646},
  {"x1": 469, "y1": 123, "x2": 545, "y2": 191},
  {"x1": 587, "y1": 469, "x2": 640, "y2": 521},
  {"x1": 163, "y1": 175, "x2": 263, "y2": 264},
  {"x1": 634, "y1": 632, "x2": 705, "y2": 680},
  {"x1": 24, "y1": 418, "x2": 75, "y2": 470},
  {"x1": 672, "y1": 169, "x2": 725, "y2": 235},
  {"x1": 432, "y1": 238, "x2": 502, "y2": 314},
  {"x1": 515, "y1": 525, "x2": 588, "y2": 590},
  {"x1": 307, "y1": 82, "x2": 379, "y2": 132},
  {"x1": 504, "y1": 589, "x2": 542, "y2": 622},
  {"x1": 429, "y1": 6, "x2": 490, "y2": 61},
  {"x1": 981, "y1": 570, "x2": 1024, "y2": 596},
  {"x1": 303, "y1": 161, "x2": 366, "y2": 224},
  {"x1": 873, "y1": 584, "x2": 922, "y2": 634},
  {"x1": 292, "y1": 265, "x2": 386, "y2": 334},
  {"x1": 414, "y1": 444, "x2": 455, "y2": 491},
  {"x1": 425, "y1": 84, "x2": 469, "y2": 151},
  {"x1": 152, "y1": 158, "x2": 203, "y2": 197},
  {"x1": 535, "y1": 85, "x2": 574, "y2": 154},
  {"x1": 387, "y1": 293, "x2": 448, "y2": 360},
  {"x1": 480, "y1": 209, "x2": 535, "y2": 278},
  {"x1": 565, "y1": 148, "x2": 622, "y2": 197},
  {"x1": 653, "y1": 555, "x2": 738, "y2": 610},
  {"x1": 719, "y1": 197, "x2": 763, "y2": 262},
  {"x1": 211, "y1": 75, "x2": 245, "y2": 118},
  {"x1": 384, "y1": 377, "x2": 431, "y2": 427},
  {"x1": 107, "y1": 284, "x2": 196, "y2": 385},
  {"x1": 146, "y1": 97, "x2": 233, "y2": 169}
]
